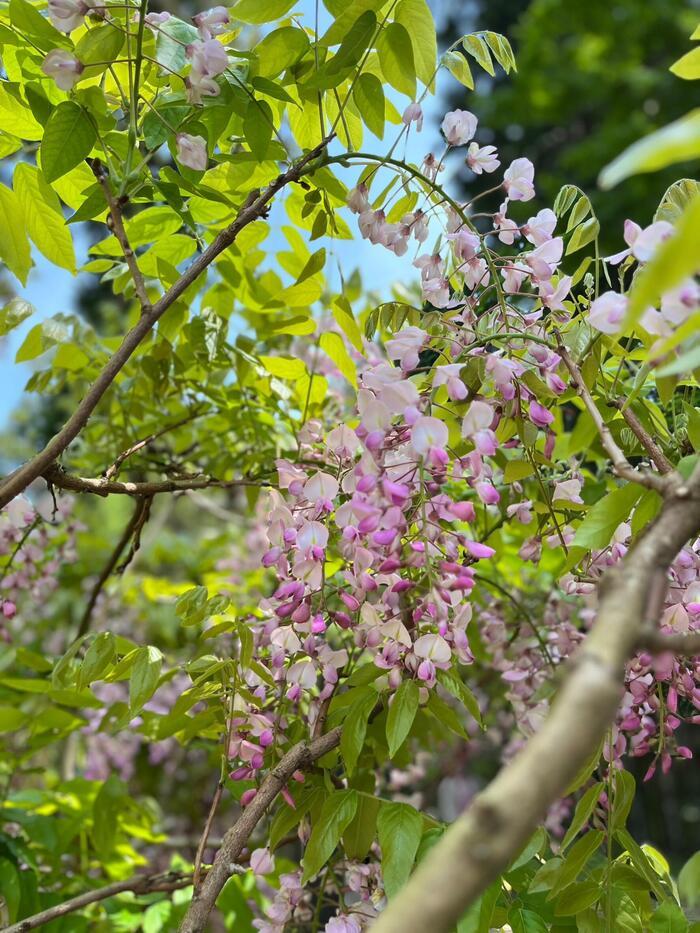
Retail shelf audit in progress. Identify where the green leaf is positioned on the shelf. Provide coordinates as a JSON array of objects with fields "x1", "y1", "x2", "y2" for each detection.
[
  {"x1": 548, "y1": 830, "x2": 604, "y2": 898},
  {"x1": 78, "y1": 633, "x2": 116, "y2": 689},
  {"x1": 679, "y1": 850, "x2": 700, "y2": 909},
  {"x1": 255, "y1": 27, "x2": 308, "y2": 78},
  {"x1": 565, "y1": 217, "x2": 600, "y2": 255},
  {"x1": 13, "y1": 163, "x2": 76, "y2": 273},
  {"x1": 573, "y1": 483, "x2": 643, "y2": 551},
  {"x1": 0, "y1": 182, "x2": 31, "y2": 285},
  {"x1": 92, "y1": 774, "x2": 126, "y2": 855},
  {"x1": 670, "y1": 45, "x2": 700, "y2": 80},
  {"x1": 426, "y1": 691, "x2": 469, "y2": 739},
  {"x1": 655, "y1": 179, "x2": 700, "y2": 224},
  {"x1": 437, "y1": 668, "x2": 482, "y2": 726},
  {"x1": 600, "y1": 109, "x2": 700, "y2": 188},
  {"x1": 9, "y1": 0, "x2": 71, "y2": 51},
  {"x1": 628, "y1": 196, "x2": 700, "y2": 330},
  {"x1": 0, "y1": 82, "x2": 43, "y2": 140},
  {"x1": 74, "y1": 22, "x2": 124, "y2": 69},
  {"x1": 457, "y1": 879, "x2": 501, "y2": 932},
  {"x1": 553, "y1": 880, "x2": 600, "y2": 916},
  {"x1": 508, "y1": 907, "x2": 548, "y2": 933},
  {"x1": 609, "y1": 769, "x2": 636, "y2": 833},
  {"x1": 650, "y1": 900, "x2": 690, "y2": 933},
  {"x1": 395, "y1": 0, "x2": 437, "y2": 87},
  {"x1": 377, "y1": 22, "x2": 416, "y2": 98},
  {"x1": 615, "y1": 828, "x2": 669, "y2": 901},
  {"x1": 0, "y1": 298, "x2": 33, "y2": 336},
  {"x1": 243, "y1": 99, "x2": 273, "y2": 161},
  {"x1": 155, "y1": 17, "x2": 200, "y2": 72},
  {"x1": 561, "y1": 783, "x2": 603, "y2": 850},
  {"x1": 342, "y1": 792, "x2": 379, "y2": 860},
  {"x1": 377, "y1": 801, "x2": 423, "y2": 898},
  {"x1": 302, "y1": 789, "x2": 358, "y2": 882},
  {"x1": 386, "y1": 679, "x2": 419, "y2": 756},
  {"x1": 320, "y1": 332, "x2": 357, "y2": 388},
  {"x1": 129, "y1": 646, "x2": 163, "y2": 714},
  {"x1": 41, "y1": 102, "x2": 96, "y2": 184},
  {"x1": 462, "y1": 34, "x2": 495, "y2": 76},
  {"x1": 353, "y1": 72, "x2": 385, "y2": 139},
  {"x1": 332, "y1": 296, "x2": 363, "y2": 352},
  {"x1": 0, "y1": 857, "x2": 20, "y2": 923},
  {"x1": 443, "y1": 50, "x2": 474, "y2": 89},
  {"x1": 484, "y1": 31, "x2": 516, "y2": 73},
  {"x1": 339, "y1": 689, "x2": 376, "y2": 774},
  {"x1": 233, "y1": 0, "x2": 296, "y2": 24}
]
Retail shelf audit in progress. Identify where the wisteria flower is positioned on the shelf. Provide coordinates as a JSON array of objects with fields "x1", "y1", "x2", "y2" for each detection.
[{"x1": 440, "y1": 109, "x2": 478, "y2": 146}]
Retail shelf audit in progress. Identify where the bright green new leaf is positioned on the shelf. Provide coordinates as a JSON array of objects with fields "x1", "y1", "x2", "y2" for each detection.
[
  {"x1": 442, "y1": 50, "x2": 474, "y2": 89},
  {"x1": 0, "y1": 298, "x2": 33, "y2": 337},
  {"x1": 320, "y1": 332, "x2": 357, "y2": 387},
  {"x1": 75, "y1": 22, "x2": 124, "y2": 69},
  {"x1": 573, "y1": 482, "x2": 643, "y2": 551},
  {"x1": 649, "y1": 900, "x2": 690, "y2": 932},
  {"x1": 386, "y1": 679, "x2": 419, "y2": 756},
  {"x1": 332, "y1": 296, "x2": 363, "y2": 352},
  {"x1": 679, "y1": 850, "x2": 700, "y2": 909},
  {"x1": 0, "y1": 182, "x2": 31, "y2": 285},
  {"x1": 243, "y1": 99, "x2": 274, "y2": 161},
  {"x1": 129, "y1": 646, "x2": 163, "y2": 714},
  {"x1": 377, "y1": 801, "x2": 423, "y2": 898},
  {"x1": 670, "y1": 45, "x2": 700, "y2": 80},
  {"x1": 377, "y1": 22, "x2": 416, "y2": 98},
  {"x1": 302, "y1": 790, "x2": 358, "y2": 882},
  {"x1": 395, "y1": 0, "x2": 437, "y2": 88},
  {"x1": 462, "y1": 34, "x2": 495, "y2": 76},
  {"x1": 92, "y1": 773, "x2": 126, "y2": 854},
  {"x1": 353, "y1": 72, "x2": 385, "y2": 139},
  {"x1": 9, "y1": 0, "x2": 71, "y2": 51},
  {"x1": 599, "y1": 109, "x2": 700, "y2": 188},
  {"x1": 41, "y1": 101, "x2": 97, "y2": 184},
  {"x1": 0, "y1": 82, "x2": 43, "y2": 140},
  {"x1": 14, "y1": 163, "x2": 76, "y2": 273},
  {"x1": 233, "y1": 0, "x2": 296, "y2": 24},
  {"x1": 255, "y1": 27, "x2": 309, "y2": 78}
]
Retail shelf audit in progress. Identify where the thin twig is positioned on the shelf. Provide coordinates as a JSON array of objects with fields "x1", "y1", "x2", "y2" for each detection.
[
  {"x1": 556, "y1": 340, "x2": 667, "y2": 493},
  {"x1": 0, "y1": 137, "x2": 332, "y2": 510},
  {"x1": 92, "y1": 159, "x2": 151, "y2": 312},
  {"x1": 2, "y1": 871, "x2": 193, "y2": 933},
  {"x1": 44, "y1": 464, "x2": 270, "y2": 498},
  {"x1": 610, "y1": 399, "x2": 673, "y2": 475},
  {"x1": 76, "y1": 497, "x2": 150, "y2": 638},
  {"x1": 104, "y1": 411, "x2": 204, "y2": 480},
  {"x1": 193, "y1": 781, "x2": 224, "y2": 891}
]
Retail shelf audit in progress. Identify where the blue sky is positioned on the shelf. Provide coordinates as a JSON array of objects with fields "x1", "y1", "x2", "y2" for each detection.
[{"x1": 0, "y1": 0, "x2": 462, "y2": 426}]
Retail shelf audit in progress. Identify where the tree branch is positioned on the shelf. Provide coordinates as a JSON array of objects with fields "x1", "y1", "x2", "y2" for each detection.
[
  {"x1": 43, "y1": 464, "x2": 269, "y2": 498},
  {"x1": 556, "y1": 340, "x2": 667, "y2": 492},
  {"x1": 76, "y1": 496, "x2": 151, "y2": 637},
  {"x1": 0, "y1": 138, "x2": 331, "y2": 510},
  {"x1": 371, "y1": 465, "x2": 700, "y2": 933},
  {"x1": 639, "y1": 628, "x2": 700, "y2": 655},
  {"x1": 178, "y1": 726, "x2": 342, "y2": 933},
  {"x1": 2, "y1": 871, "x2": 193, "y2": 933},
  {"x1": 610, "y1": 398, "x2": 674, "y2": 475}
]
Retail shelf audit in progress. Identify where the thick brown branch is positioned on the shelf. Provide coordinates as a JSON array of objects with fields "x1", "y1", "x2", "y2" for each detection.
[
  {"x1": 371, "y1": 466, "x2": 700, "y2": 933},
  {"x1": 179, "y1": 726, "x2": 342, "y2": 933},
  {"x1": 76, "y1": 496, "x2": 151, "y2": 637},
  {"x1": 557, "y1": 341, "x2": 667, "y2": 492},
  {"x1": 92, "y1": 159, "x2": 152, "y2": 311},
  {"x1": 2, "y1": 871, "x2": 193, "y2": 933},
  {"x1": 611, "y1": 398, "x2": 674, "y2": 475},
  {"x1": 0, "y1": 138, "x2": 331, "y2": 510},
  {"x1": 44, "y1": 464, "x2": 269, "y2": 498}
]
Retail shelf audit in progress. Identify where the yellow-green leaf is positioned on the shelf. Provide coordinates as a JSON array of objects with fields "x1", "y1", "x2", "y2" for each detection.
[
  {"x1": 395, "y1": 0, "x2": 437, "y2": 88},
  {"x1": 377, "y1": 22, "x2": 415, "y2": 98},
  {"x1": 14, "y1": 163, "x2": 76, "y2": 273},
  {"x1": 0, "y1": 182, "x2": 31, "y2": 285},
  {"x1": 670, "y1": 45, "x2": 700, "y2": 80},
  {"x1": 320, "y1": 331, "x2": 357, "y2": 387}
]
